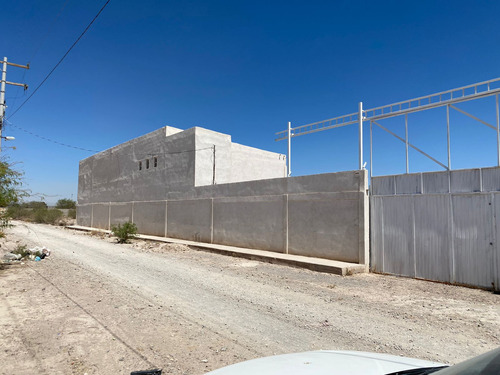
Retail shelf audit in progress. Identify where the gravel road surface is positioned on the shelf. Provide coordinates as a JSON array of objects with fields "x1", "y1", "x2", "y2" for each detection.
[{"x1": 0, "y1": 222, "x2": 499, "y2": 374}]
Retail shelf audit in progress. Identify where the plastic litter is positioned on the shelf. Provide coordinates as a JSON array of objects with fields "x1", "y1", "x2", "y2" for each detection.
[
  {"x1": 28, "y1": 246, "x2": 51, "y2": 257},
  {"x1": 2, "y1": 246, "x2": 52, "y2": 262},
  {"x1": 130, "y1": 370, "x2": 162, "y2": 375}
]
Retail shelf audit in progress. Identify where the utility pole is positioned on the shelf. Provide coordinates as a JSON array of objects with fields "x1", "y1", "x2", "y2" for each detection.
[{"x1": 0, "y1": 56, "x2": 29, "y2": 152}]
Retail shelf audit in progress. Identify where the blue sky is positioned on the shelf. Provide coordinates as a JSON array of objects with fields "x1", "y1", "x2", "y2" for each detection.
[{"x1": 1, "y1": 0, "x2": 500, "y2": 204}]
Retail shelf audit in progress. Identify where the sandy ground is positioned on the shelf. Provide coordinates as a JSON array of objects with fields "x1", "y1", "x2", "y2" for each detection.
[{"x1": 0, "y1": 221, "x2": 499, "y2": 375}]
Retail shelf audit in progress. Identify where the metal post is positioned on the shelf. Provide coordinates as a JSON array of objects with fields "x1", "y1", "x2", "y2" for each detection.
[
  {"x1": 287, "y1": 121, "x2": 291, "y2": 177},
  {"x1": 369, "y1": 120, "x2": 373, "y2": 179},
  {"x1": 405, "y1": 114, "x2": 409, "y2": 174},
  {"x1": 446, "y1": 104, "x2": 451, "y2": 170},
  {"x1": 496, "y1": 94, "x2": 500, "y2": 166},
  {"x1": 0, "y1": 57, "x2": 7, "y2": 152},
  {"x1": 359, "y1": 102, "x2": 363, "y2": 170},
  {"x1": 212, "y1": 145, "x2": 216, "y2": 184}
]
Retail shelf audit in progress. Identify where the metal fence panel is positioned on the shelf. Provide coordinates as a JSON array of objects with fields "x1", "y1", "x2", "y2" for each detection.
[
  {"x1": 395, "y1": 174, "x2": 422, "y2": 195},
  {"x1": 452, "y1": 194, "x2": 495, "y2": 288},
  {"x1": 482, "y1": 168, "x2": 500, "y2": 192},
  {"x1": 371, "y1": 176, "x2": 395, "y2": 196},
  {"x1": 370, "y1": 196, "x2": 384, "y2": 273},
  {"x1": 494, "y1": 193, "x2": 500, "y2": 290},
  {"x1": 422, "y1": 171, "x2": 449, "y2": 194},
  {"x1": 450, "y1": 170, "x2": 481, "y2": 193},
  {"x1": 380, "y1": 196, "x2": 415, "y2": 277},
  {"x1": 414, "y1": 195, "x2": 451, "y2": 282},
  {"x1": 371, "y1": 168, "x2": 500, "y2": 291}
]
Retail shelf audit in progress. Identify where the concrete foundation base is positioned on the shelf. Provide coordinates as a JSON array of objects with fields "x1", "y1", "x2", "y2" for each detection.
[{"x1": 68, "y1": 225, "x2": 367, "y2": 276}]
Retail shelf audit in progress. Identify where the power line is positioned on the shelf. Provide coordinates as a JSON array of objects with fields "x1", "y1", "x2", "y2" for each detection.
[
  {"x1": 6, "y1": 120, "x2": 99, "y2": 152},
  {"x1": 7, "y1": 0, "x2": 111, "y2": 120},
  {"x1": 6, "y1": 119, "x2": 214, "y2": 155}
]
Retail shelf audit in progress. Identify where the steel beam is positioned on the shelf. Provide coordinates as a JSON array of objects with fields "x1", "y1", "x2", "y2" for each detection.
[{"x1": 373, "y1": 121, "x2": 448, "y2": 170}]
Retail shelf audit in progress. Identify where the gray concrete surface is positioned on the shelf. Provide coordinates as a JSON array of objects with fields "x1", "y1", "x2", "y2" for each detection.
[
  {"x1": 78, "y1": 170, "x2": 369, "y2": 266},
  {"x1": 91, "y1": 203, "x2": 110, "y2": 229},
  {"x1": 110, "y1": 203, "x2": 132, "y2": 225},
  {"x1": 77, "y1": 204, "x2": 92, "y2": 227},
  {"x1": 167, "y1": 198, "x2": 213, "y2": 243},
  {"x1": 132, "y1": 201, "x2": 166, "y2": 237},
  {"x1": 229, "y1": 142, "x2": 287, "y2": 183},
  {"x1": 212, "y1": 195, "x2": 286, "y2": 252},
  {"x1": 287, "y1": 192, "x2": 360, "y2": 262}
]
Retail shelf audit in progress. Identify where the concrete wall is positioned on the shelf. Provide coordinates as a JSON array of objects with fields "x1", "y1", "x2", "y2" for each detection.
[
  {"x1": 167, "y1": 198, "x2": 213, "y2": 243},
  {"x1": 78, "y1": 126, "x2": 286, "y2": 205},
  {"x1": 229, "y1": 143, "x2": 287, "y2": 183},
  {"x1": 212, "y1": 195, "x2": 286, "y2": 252},
  {"x1": 371, "y1": 167, "x2": 500, "y2": 291},
  {"x1": 193, "y1": 128, "x2": 286, "y2": 187},
  {"x1": 78, "y1": 126, "x2": 196, "y2": 204},
  {"x1": 132, "y1": 201, "x2": 166, "y2": 237},
  {"x1": 77, "y1": 170, "x2": 369, "y2": 265},
  {"x1": 194, "y1": 128, "x2": 232, "y2": 187}
]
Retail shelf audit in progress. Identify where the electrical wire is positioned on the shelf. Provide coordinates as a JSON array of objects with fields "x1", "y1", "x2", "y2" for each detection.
[
  {"x1": 5, "y1": 120, "x2": 99, "y2": 152},
  {"x1": 2, "y1": 0, "x2": 214, "y2": 158},
  {"x1": 7, "y1": 0, "x2": 111, "y2": 120},
  {"x1": 6, "y1": 119, "x2": 214, "y2": 155}
]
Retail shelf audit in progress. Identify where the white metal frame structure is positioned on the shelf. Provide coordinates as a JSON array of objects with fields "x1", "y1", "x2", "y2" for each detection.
[{"x1": 276, "y1": 77, "x2": 500, "y2": 178}]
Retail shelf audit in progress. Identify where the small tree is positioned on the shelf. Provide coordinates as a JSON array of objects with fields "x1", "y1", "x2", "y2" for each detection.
[
  {"x1": 111, "y1": 222, "x2": 138, "y2": 244},
  {"x1": 0, "y1": 159, "x2": 26, "y2": 230},
  {"x1": 0, "y1": 160, "x2": 24, "y2": 207},
  {"x1": 56, "y1": 198, "x2": 76, "y2": 209}
]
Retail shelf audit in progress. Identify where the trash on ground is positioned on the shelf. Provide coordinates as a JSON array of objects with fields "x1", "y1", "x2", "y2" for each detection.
[
  {"x1": 3, "y1": 252, "x2": 21, "y2": 261},
  {"x1": 28, "y1": 246, "x2": 51, "y2": 257},
  {"x1": 3, "y1": 246, "x2": 52, "y2": 262}
]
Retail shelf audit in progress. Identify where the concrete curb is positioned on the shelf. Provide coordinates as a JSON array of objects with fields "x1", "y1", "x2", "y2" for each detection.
[{"x1": 67, "y1": 225, "x2": 367, "y2": 276}]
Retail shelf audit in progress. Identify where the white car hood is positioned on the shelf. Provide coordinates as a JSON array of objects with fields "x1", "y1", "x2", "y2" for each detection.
[{"x1": 206, "y1": 350, "x2": 446, "y2": 375}]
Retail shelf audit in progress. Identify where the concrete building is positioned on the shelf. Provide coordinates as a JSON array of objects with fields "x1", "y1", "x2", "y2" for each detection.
[
  {"x1": 77, "y1": 126, "x2": 369, "y2": 269},
  {"x1": 78, "y1": 126, "x2": 287, "y2": 204}
]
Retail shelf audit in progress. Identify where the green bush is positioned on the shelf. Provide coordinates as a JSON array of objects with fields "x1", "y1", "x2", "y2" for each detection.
[
  {"x1": 111, "y1": 222, "x2": 137, "y2": 244},
  {"x1": 12, "y1": 244, "x2": 30, "y2": 258},
  {"x1": 6, "y1": 205, "x2": 67, "y2": 225},
  {"x1": 46, "y1": 208, "x2": 64, "y2": 224},
  {"x1": 33, "y1": 208, "x2": 63, "y2": 224},
  {"x1": 6, "y1": 205, "x2": 33, "y2": 221},
  {"x1": 56, "y1": 198, "x2": 76, "y2": 209},
  {"x1": 33, "y1": 208, "x2": 46, "y2": 223},
  {"x1": 68, "y1": 208, "x2": 76, "y2": 219}
]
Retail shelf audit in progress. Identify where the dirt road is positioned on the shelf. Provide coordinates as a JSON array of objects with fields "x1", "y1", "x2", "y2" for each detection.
[{"x1": 1, "y1": 222, "x2": 499, "y2": 374}]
